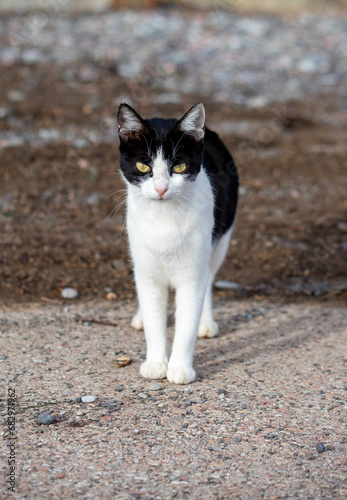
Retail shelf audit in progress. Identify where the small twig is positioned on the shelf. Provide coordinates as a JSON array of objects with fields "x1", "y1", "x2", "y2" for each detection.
[
  {"x1": 74, "y1": 315, "x2": 118, "y2": 327},
  {"x1": 40, "y1": 297, "x2": 62, "y2": 304}
]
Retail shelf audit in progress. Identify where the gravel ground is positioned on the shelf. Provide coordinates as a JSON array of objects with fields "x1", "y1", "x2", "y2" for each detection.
[
  {"x1": 1, "y1": 9, "x2": 346, "y2": 111},
  {"x1": 1, "y1": 299, "x2": 347, "y2": 498}
]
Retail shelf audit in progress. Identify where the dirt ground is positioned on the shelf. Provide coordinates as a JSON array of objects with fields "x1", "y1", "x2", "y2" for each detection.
[{"x1": 1, "y1": 62, "x2": 346, "y2": 306}]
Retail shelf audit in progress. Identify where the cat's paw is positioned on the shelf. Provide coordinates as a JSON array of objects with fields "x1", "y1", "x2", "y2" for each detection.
[
  {"x1": 140, "y1": 361, "x2": 167, "y2": 380},
  {"x1": 131, "y1": 312, "x2": 143, "y2": 330},
  {"x1": 198, "y1": 321, "x2": 219, "y2": 338},
  {"x1": 167, "y1": 366, "x2": 196, "y2": 385}
]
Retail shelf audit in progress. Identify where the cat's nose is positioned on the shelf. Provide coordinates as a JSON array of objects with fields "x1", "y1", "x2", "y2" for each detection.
[{"x1": 155, "y1": 187, "x2": 168, "y2": 198}]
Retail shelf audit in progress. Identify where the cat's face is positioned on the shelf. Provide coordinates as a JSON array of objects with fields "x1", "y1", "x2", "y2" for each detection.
[{"x1": 117, "y1": 103, "x2": 205, "y2": 201}]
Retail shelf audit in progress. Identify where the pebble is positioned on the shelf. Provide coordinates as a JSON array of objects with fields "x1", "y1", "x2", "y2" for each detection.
[
  {"x1": 61, "y1": 287, "x2": 79, "y2": 299},
  {"x1": 0, "y1": 107, "x2": 10, "y2": 119},
  {"x1": 37, "y1": 410, "x2": 54, "y2": 425},
  {"x1": 138, "y1": 392, "x2": 148, "y2": 399},
  {"x1": 22, "y1": 48, "x2": 42, "y2": 64},
  {"x1": 316, "y1": 443, "x2": 326, "y2": 453},
  {"x1": 266, "y1": 433, "x2": 276, "y2": 439},
  {"x1": 86, "y1": 193, "x2": 100, "y2": 206},
  {"x1": 81, "y1": 395, "x2": 96, "y2": 403},
  {"x1": 149, "y1": 383, "x2": 162, "y2": 391},
  {"x1": 7, "y1": 90, "x2": 24, "y2": 102},
  {"x1": 214, "y1": 281, "x2": 244, "y2": 291}
]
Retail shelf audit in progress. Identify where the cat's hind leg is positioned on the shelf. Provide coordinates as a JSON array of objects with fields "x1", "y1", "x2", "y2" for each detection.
[
  {"x1": 131, "y1": 307, "x2": 143, "y2": 330},
  {"x1": 198, "y1": 227, "x2": 232, "y2": 338}
]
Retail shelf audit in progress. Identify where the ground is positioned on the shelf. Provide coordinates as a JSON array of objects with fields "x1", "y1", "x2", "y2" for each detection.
[
  {"x1": 1, "y1": 65, "x2": 346, "y2": 304},
  {"x1": 1, "y1": 299, "x2": 347, "y2": 498},
  {"x1": 0, "y1": 6, "x2": 346, "y2": 500}
]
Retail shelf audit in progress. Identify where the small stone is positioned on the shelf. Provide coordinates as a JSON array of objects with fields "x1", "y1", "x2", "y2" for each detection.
[
  {"x1": 316, "y1": 443, "x2": 325, "y2": 453},
  {"x1": 0, "y1": 107, "x2": 10, "y2": 119},
  {"x1": 7, "y1": 90, "x2": 25, "y2": 102},
  {"x1": 214, "y1": 281, "x2": 244, "y2": 291},
  {"x1": 61, "y1": 287, "x2": 79, "y2": 299},
  {"x1": 86, "y1": 193, "x2": 100, "y2": 206},
  {"x1": 101, "y1": 402, "x2": 114, "y2": 409},
  {"x1": 149, "y1": 383, "x2": 162, "y2": 391},
  {"x1": 138, "y1": 392, "x2": 148, "y2": 399},
  {"x1": 0, "y1": 354, "x2": 8, "y2": 360},
  {"x1": 247, "y1": 96, "x2": 268, "y2": 108},
  {"x1": 22, "y1": 48, "x2": 42, "y2": 64},
  {"x1": 112, "y1": 259, "x2": 127, "y2": 270},
  {"x1": 81, "y1": 395, "x2": 96, "y2": 403},
  {"x1": 172, "y1": 408, "x2": 187, "y2": 415},
  {"x1": 298, "y1": 58, "x2": 319, "y2": 73},
  {"x1": 38, "y1": 410, "x2": 54, "y2": 425}
]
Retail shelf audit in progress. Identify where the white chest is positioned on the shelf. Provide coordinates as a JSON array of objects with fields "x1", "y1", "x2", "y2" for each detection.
[{"x1": 126, "y1": 169, "x2": 214, "y2": 272}]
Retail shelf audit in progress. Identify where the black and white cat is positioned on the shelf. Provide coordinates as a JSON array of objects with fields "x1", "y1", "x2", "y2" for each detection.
[{"x1": 117, "y1": 103, "x2": 238, "y2": 384}]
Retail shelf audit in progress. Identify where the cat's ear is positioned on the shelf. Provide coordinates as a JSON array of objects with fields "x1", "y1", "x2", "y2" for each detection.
[
  {"x1": 177, "y1": 103, "x2": 205, "y2": 141},
  {"x1": 117, "y1": 103, "x2": 147, "y2": 142}
]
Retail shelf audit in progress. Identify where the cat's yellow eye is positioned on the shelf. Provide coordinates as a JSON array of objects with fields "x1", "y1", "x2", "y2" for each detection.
[
  {"x1": 136, "y1": 162, "x2": 150, "y2": 173},
  {"x1": 173, "y1": 163, "x2": 187, "y2": 174}
]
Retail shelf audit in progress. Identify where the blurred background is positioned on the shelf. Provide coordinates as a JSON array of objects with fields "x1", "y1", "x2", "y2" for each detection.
[{"x1": 0, "y1": 0, "x2": 346, "y2": 304}]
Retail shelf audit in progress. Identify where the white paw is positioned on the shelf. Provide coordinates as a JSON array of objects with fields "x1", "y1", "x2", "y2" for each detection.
[
  {"x1": 140, "y1": 361, "x2": 167, "y2": 380},
  {"x1": 167, "y1": 366, "x2": 196, "y2": 385},
  {"x1": 131, "y1": 312, "x2": 143, "y2": 330},
  {"x1": 198, "y1": 321, "x2": 219, "y2": 338}
]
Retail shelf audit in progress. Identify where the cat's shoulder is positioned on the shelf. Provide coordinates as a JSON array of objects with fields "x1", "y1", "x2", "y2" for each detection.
[{"x1": 203, "y1": 126, "x2": 236, "y2": 172}]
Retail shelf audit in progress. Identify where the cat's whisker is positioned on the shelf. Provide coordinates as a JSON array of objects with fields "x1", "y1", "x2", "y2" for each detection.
[
  {"x1": 103, "y1": 189, "x2": 128, "y2": 202},
  {"x1": 102, "y1": 198, "x2": 127, "y2": 223},
  {"x1": 140, "y1": 133, "x2": 152, "y2": 158},
  {"x1": 172, "y1": 132, "x2": 185, "y2": 158}
]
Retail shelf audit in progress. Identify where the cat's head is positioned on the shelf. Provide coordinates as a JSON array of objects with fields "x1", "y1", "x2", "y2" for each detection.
[{"x1": 117, "y1": 103, "x2": 205, "y2": 201}]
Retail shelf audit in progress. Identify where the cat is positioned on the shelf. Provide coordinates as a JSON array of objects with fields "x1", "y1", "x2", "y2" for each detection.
[{"x1": 117, "y1": 103, "x2": 238, "y2": 384}]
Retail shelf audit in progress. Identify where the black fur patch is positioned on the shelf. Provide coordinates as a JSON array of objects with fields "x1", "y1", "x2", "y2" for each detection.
[{"x1": 118, "y1": 105, "x2": 238, "y2": 244}]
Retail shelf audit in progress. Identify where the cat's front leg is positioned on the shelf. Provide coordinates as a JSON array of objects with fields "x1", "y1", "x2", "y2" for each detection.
[
  {"x1": 135, "y1": 274, "x2": 169, "y2": 380},
  {"x1": 167, "y1": 277, "x2": 208, "y2": 384}
]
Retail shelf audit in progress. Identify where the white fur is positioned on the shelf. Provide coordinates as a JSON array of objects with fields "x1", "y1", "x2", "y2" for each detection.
[
  {"x1": 140, "y1": 148, "x2": 186, "y2": 201},
  {"x1": 198, "y1": 226, "x2": 233, "y2": 338},
  {"x1": 126, "y1": 158, "x2": 230, "y2": 384},
  {"x1": 179, "y1": 103, "x2": 205, "y2": 140},
  {"x1": 118, "y1": 108, "x2": 142, "y2": 134}
]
